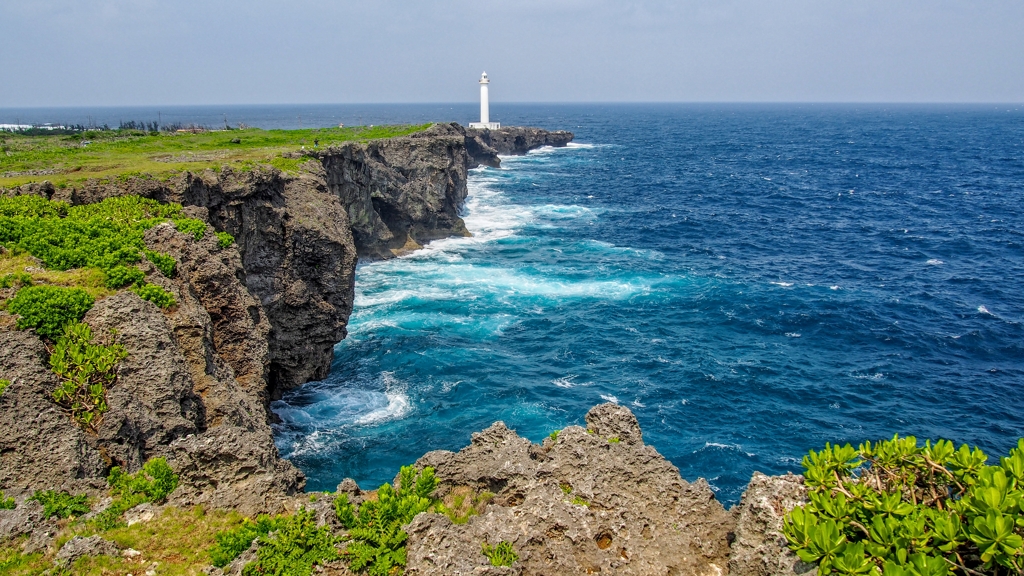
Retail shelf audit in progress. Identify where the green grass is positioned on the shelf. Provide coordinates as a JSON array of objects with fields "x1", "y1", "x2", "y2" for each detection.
[{"x1": 0, "y1": 124, "x2": 433, "y2": 189}]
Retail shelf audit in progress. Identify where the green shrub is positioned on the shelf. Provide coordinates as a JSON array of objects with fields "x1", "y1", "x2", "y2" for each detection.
[
  {"x1": 0, "y1": 491, "x2": 14, "y2": 510},
  {"x1": 210, "y1": 514, "x2": 286, "y2": 568},
  {"x1": 50, "y1": 322, "x2": 127, "y2": 428},
  {"x1": 103, "y1": 265, "x2": 144, "y2": 289},
  {"x1": 608, "y1": 436, "x2": 620, "y2": 444},
  {"x1": 0, "y1": 272, "x2": 32, "y2": 289},
  {"x1": 132, "y1": 283, "x2": 176, "y2": 308},
  {"x1": 8, "y1": 285, "x2": 94, "y2": 339},
  {"x1": 242, "y1": 508, "x2": 338, "y2": 576},
  {"x1": 216, "y1": 231, "x2": 235, "y2": 249},
  {"x1": 481, "y1": 541, "x2": 518, "y2": 567},
  {"x1": 0, "y1": 195, "x2": 187, "y2": 273},
  {"x1": 28, "y1": 490, "x2": 90, "y2": 519},
  {"x1": 784, "y1": 435, "x2": 1024, "y2": 575},
  {"x1": 144, "y1": 249, "x2": 176, "y2": 278},
  {"x1": 0, "y1": 379, "x2": 9, "y2": 397},
  {"x1": 173, "y1": 217, "x2": 206, "y2": 240},
  {"x1": 0, "y1": 195, "x2": 199, "y2": 291},
  {"x1": 108, "y1": 457, "x2": 179, "y2": 502},
  {"x1": 92, "y1": 457, "x2": 180, "y2": 530},
  {"x1": 336, "y1": 466, "x2": 438, "y2": 575},
  {"x1": 549, "y1": 430, "x2": 560, "y2": 442}
]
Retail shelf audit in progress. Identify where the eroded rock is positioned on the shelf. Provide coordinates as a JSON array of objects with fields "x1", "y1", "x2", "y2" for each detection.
[
  {"x1": 406, "y1": 403, "x2": 734, "y2": 576},
  {"x1": 729, "y1": 472, "x2": 815, "y2": 576},
  {"x1": 54, "y1": 535, "x2": 120, "y2": 567}
]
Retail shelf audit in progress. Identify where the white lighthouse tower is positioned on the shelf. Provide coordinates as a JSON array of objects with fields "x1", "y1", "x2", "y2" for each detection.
[{"x1": 469, "y1": 72, "x2": 500, "y2": 130}]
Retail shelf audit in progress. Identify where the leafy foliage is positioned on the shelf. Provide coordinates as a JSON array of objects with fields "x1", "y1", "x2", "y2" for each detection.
[
  {"x1": 0, "y1": 491, "x2": 14, "y2": 510},
  {"x1": 0, "y1": 195, "x2": 182, "y2": 276},
  {"x1": 132, "y1": 282, "x2": 176, "y2": 308},
  {"x1": 210, "y1": 514, "x2": 286, "y2": 568},
  {"x1": 0, "y1": 379, "x2": 9, "y2": 397},
  {"x1": 7, "y1": 285, "x2": 94, "y2": 339},
  {"x1": 335, "y1": 466, "x2": 438, "y2": 575},
  {"x1": 109, "y1": 457, "x2": 180, "y2": 502},
  {"x1": 216, "y1": 231, "x2": 236, "y2": 249},
  {"x1": 481, "y1": 541, "x2": 518, "y2": 567},
  {"x1": 144, "y1": 249, "x2": 176, "y2": 278},
  {"x1": 104, "y1": 265, "x2": 144, "y2": 289},
  {"x1": 242, "y1": 508, "x2": 338, "y2": 576},
  {"x1": 173, "y1": 217, "x2": 207, "y2": 240},
  {"x1": 92, "y1": 457, "x2": 180, "y2": 530},
  {"x1": 784, "y1": 435, "x2": 1024, "y2": 575},
  {"x1": 49, "y1": 322, "x2": 126, "y2": 429},
  {"x1": 28, "y1": 490, "x2": 90, "y2": 519}
]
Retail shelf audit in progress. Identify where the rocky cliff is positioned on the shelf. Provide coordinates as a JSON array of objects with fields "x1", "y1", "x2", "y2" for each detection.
[{"x1": 0, "y1": 122, "x2": 575, "y2": 517}]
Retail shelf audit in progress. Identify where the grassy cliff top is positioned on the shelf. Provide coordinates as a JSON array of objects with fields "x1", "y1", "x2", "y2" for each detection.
[{"x1": 0, "y1": 123, "x2": 432, "y2": 189}]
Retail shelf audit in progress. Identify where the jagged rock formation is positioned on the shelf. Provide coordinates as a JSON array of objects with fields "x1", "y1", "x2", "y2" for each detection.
[{"x1": 405, "y1": 403, "x2": 734, "y2": 575}]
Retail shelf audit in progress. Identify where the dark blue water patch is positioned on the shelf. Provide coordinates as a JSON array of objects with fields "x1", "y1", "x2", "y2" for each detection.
[{"x1": 255, "y1": 104, "x2": 1024, "y2": 506}]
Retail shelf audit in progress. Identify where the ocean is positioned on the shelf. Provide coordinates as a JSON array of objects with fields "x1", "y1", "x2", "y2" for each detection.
[{"x1": 6, "y1": 103, "x2": 1022, "y2": 504}]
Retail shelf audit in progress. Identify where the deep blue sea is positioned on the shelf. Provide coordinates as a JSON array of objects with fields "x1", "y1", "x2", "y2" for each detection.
[{"x1": 6, "y1": 103, "x2": 1023, "y2": 505}]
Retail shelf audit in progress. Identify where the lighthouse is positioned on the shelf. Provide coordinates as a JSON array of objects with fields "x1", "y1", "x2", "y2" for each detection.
[{"x1": 469, "y1": 72, "x2": 500, "y2": 130}]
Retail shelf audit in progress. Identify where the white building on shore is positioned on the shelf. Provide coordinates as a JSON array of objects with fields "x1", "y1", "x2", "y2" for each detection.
[{"x1": 469, "y1": 72, "x2": 500, "y2": 130}]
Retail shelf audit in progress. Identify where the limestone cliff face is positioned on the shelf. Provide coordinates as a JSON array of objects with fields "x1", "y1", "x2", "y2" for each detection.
[
  {"x1": 316, "y1": 123, "x2": 472, "y2": 259},
  {"x1": 0, "y1": 124, "x2": 574, "y2": 514}
]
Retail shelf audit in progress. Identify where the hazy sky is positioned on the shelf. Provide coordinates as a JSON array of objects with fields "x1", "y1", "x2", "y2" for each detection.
[{"x1": 2, "y1": 0, "x2": 1023, "y2": 106}]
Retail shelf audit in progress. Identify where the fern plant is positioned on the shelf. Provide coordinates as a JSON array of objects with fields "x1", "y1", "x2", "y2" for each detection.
[
  {"x1": 242, "y1": 508, "x2": 338, "y2": 576},
  {"x1": 336, "y1": 466, "x2": 438, "y2": 575},
  {"x1": 210, "y1": 514, "x2": 286, "y2": 568},
  {"x1": 28, "y1": 490, "x2": 90, "y2": 519}
]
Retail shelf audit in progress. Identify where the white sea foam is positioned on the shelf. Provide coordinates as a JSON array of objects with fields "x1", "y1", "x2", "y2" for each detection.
[
  {"x1": 978, "y1": 305, "x2": 993, "y2": 316},
  {"x1": 355, "y1": 373, "x2": 411, "y2": 425},
  {"x1": 771, "y1": 281, "x2": 794, "y2": 287},
  {"x1": 599, "y1": 394, "x2": 619, "y2": 404},
  {"x1": 552, "y1": 375, "x2": 577, "y2": 388},
  {"x1": 785, "y1": 333, "x2": 801, "y2": 338},
  {"x1": 926, "y1": 259, "x2": 944, "y2": 265}
]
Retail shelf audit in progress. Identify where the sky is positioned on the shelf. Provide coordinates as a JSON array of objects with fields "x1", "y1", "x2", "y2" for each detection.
[{"x1": 1, "y1": 0, "x2": 1023, "y2": 106}]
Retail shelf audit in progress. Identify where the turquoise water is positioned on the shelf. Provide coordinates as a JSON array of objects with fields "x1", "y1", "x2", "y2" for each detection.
[{"x1": 266, "y1": 105, "x2": 1021, "y2": 505}]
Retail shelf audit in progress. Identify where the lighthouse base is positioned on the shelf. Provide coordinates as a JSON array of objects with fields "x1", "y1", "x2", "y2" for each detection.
[{"x1": 469, "y1": 122, "x2": 501, "y2": 130}]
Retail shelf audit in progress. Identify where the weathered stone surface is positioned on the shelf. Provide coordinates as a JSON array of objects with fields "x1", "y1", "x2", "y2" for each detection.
[
  {"x1": 729, "y1": 472, "x2": 816, "y2": 576},
  {"x1": 0, "y1": 329, "x2": 107, "y2": 493},
  {"x1": 407, "y1": 403, "x2": 734, "y2": 576},
  {"x1": 54, "y1": 535, "x2": 120, "y2": 567},
  {"x1": 85, "y1": 292, "x2": 204, "y2": 471},
  {"x1": 0, "y1": 499, "x2": 58, "y2": 551},
  {"x1": 167, "y1": 424, "x2": 303, "y2": 516},
  {"x1": 317, "y1": 122, "x2": 471, "y2": 259}
]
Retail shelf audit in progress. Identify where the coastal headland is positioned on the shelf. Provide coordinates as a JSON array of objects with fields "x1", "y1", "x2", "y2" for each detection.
[{"x1": 0, "y1": 123, "x2": 808, "y2": 574}]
